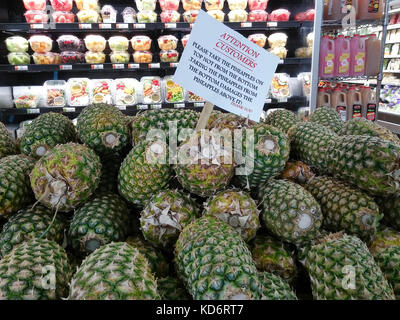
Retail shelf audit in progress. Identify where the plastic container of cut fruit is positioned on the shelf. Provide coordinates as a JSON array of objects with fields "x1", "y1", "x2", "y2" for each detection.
[
  {"x1": 205, "y1": 0, "x2": 224, "y2": 10},
  {"x1": 307, "y1": 32, "x2": 313, "y2": 48},
  {"x1": 50, "y1": 0, "x2": 73, "y2": 11},
  {"x1": 57, "y1": 35, "x2": 84, "y2": 52},
  {"x1": 6, "y1": 36, "x2": 29, "y2": 53},
  {"x1": 122, "y1": 7, "x2": 137, "y2": 22},
  {"x1": 140, "y1": 76, "x2": 162, "y2": 104},
  {"x1": 182, "y1": 34, "x2": 190, "y2": 48},
  {"x1": 101, "y1": 5, "x2": 117, "y2": 23},
  {"x1": 186, "y1": 90, "x2": 204, "y2": 102},
  {"x1": 160, "y1": 0, "x2": 180, "y2": 11},
  {"x1": 160, "y1": 50, "x2": 179, "y2": 62},
  {"x1": 52, "y1": 11, "x2": 75, "y2": 23},
  {"x1": 183, "y1": 10, "x2": 199, "y2": 23},
  {"x1": 163, "y1": 76, "x2": 184, "y2": 103},
  {"x1": 110, "y1": 51, "x2": 130, "y2": 63},
  {"x1": 29, "y1": 35, "x2": 53, "y2": 53},
  {"x1": 77, "y1": 10, "x2": 101, "y2": 23},
  {"x1": 227, "y1": 0, "x2": 247, "y2": 10},
  {"x1": 14, "y1": 94, "x2": 39, "y2": 109},
  {"x1": 268, "y1": 32, "x2": 287, "y2": 48},
  {"x1": 228, "y1": 9, "x2": 248, "y2": 22},
  {"x1": 133, "y1": 51, "x2": 153, "y2": 63},
  {"x1": 268, "y1": 47, "x2": 287, "y2": 59},
  {"x1": 207, "y1": 10, "x2": 225, "y2": 22},
  {"x1": 248, "y1": 34, "x2": 267, "y2": 47},
  {"x1": 131, "y1": 36, "x2": 152, "y2": 51},
  {"x1": 44, "y1": 80, "x2": 67, "y2": 107},
  {"x1": 136, "y1": 0, "x2": 156, "y2": 11},
  {"x1": 33, "y1": 52, "x2": 61, "y2": 64},
  {"x1": 75, "y1": 0, "x2": 99, "y2": 10},
  {"x1": 67, "y1": 78, "x2": 90, "y2": 106},
  {"x1": 91, "y1": 79, "x2": 113, "y2": 104},
  {"x1": 24, "y1": 11, "x2": 49, "y2": 23},
  {"x1": 182, "y1": 0, "x2": 202, "y2": 10},
  {"x1": 248, "y1": 0, "x2": 268, "y2": 11},
  {"x1": 137, "y1": 10, "x2": 157, "y2": 23},
  {"x1": 295, "y1": 47, "x2": 312, "y2": 58},
  {"x1": 270, "y1": 73, "x2": 291, "y2": 100},
  {"x1": 109, "y1": 36, "x2": 129, "y2": 52},
  {"x1": 157, "y1": 35, "x2": 178, "y2": 50},
  {"x1": 85, "y1": 51, "x2": 106, "y2": 64},
  {"x1": 269, "y1": 9, "x2": 290, "y2": 21},
  {"x1": 160, "y1": 10, "x2": 181, "y2": 23},
  {"x1": 84, "y1": 35, "x2": 106, "y2": 52},
  {"x1": 298, "y1": 72, "x2": 311, "y2": 98},
  {"x1": 23, "y1": 0, "x2": 46, "y2": 11},
  {"x1": 114, "y1": 78, "x2": 139, "y2": 106},
  {"x1": 60, "y1": 51, "x2": 85, "y2": 64},
  {"x1": 248, "y1": 10, "x2": 268, "y2": 22},
  {"x1": 8, "y1": 52, "x2": 31, "y2": 65}
]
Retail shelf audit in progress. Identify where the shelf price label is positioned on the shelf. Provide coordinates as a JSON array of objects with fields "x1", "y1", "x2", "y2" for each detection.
[
  {"x1": 267, "y1": 22, "x2": 278, "y2": 27},
  {"x1": 30, "y1": 24, "x2": 44, "y2": 29},
  {"x1": 99, "y1": 23, "x2": 112, "y2": 29},
  {"x1": 194, "y1": 102, "x2": 205, "y2": 107},
  {"x1": 112, "y1": 64, "x2": 125, "y2": 69},
  {"x1": 165, "y1": 23, "x2": 177, "y2": 29},
  {"x1": 79, "y1": 23, "x2": 92, "y2": 29},
  {"x1": 133, "y1": 24, "x2": 146, "y2": 29},
  {"x1": 241, "y1": 22, "x2": 252, "y2": 28},
  {"x1": 265, "y1": 99, "x2": 272, "y2": 103},
  {"x1": 278, "y1": 98, "x2": 288, "y2": 103},
  {"x1": 116, "y1": 23, "x2": 129, "y2": 29},
  {"x1": 14, "y1": 66, "x2": 28, "y2": 71},
  {"x1": 151, "y1": 104, "x2": 162, "y2": 109},
  {"x1": 148, "y1": 63, "x2": 160, "y2": 69},
  {"x1": 279, "y1": 59, "x2": 284, "y2": 64},
  {"x1": 128, "y1": 64, "x2": 140, "y2": 69},
  {"x1": 60, "y1": 65, "x2": 72, "y2": 70},
  {"x1": 174, "y1": 103, "x2": 185, "y2": 108},
  {"x1": 137, "y1": 104, "x2": 149, "y2": 110},
  {"x1": 190, "y1": 23, "x2": 194, "y2": 28},
  {"x1": 27, "y1": 108, "x2": 40, "y2": 114},
  {"x1": 169, "y1": 63, "x2": 179, "y2": 67},
  {"x1": 63, "y1": 107, "x2": 76, "y2": 113},
  {"x1": 117, "y1": 105, "x2": 127, "y2": 111},
  {"x1": 91, "y1": 64, "x2": 104, "y2": 70}
]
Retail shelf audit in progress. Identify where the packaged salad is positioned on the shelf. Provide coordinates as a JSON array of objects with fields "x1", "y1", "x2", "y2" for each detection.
[
  {"x1": 160, "y1": 50, "x2": 179, "y2": 62},
  {"x1": 160, "y1": 0, "x2": 180, "y2": 11},
  {"x1": 270, "y1": 73, "x2": 291, "y2": 99},
  {"x1": 67, "y1": 78, "x2": 90, "y2": 106},
  {"x1": 91, "y1": 79, "x2": 113, "y2": 104},
  {"x1": 8, "y1": 52, "x2": 31, "y2": 65},
  {"x1": 50, "y1": 0, "x2": 73, "y2": 11},
  {"x1": 44, "y1": 80, "x2": 67, "y2": 107},
  {"x1": 23, "y1": 0, "x2": 46, "y2": 11},
  {"x1": 101, "y1": 5, "x2": 117, "y2": 23},
  {"x1": 157, "y1": 35, "x2": 178, "y2": 50},
  {"x1": 268, "y1": 33, "x2": 288, "y2": 48},
  {"x1": 140, "y1": 76, "x2": 162, "y2": 104},
  {"x1": 24, "y1": 11, "x2": 49, "y2": 23},
  {"x1": 248, "y1": 10, "x2": 268, "y2": 22},
  {"x1": 228, "y1": 9, "x2": 248, "y2": 22},
  {"x1": 298, "y1": 72, "x2": 311, "y2": 97},
  {"x1": 77, "y1": 10, "x2": 101, "y2": 23},
  {"x1": 14, "y1": 94, "x2": 39, "y2": 109},
  {"x1": 60, "y1": 51, "x2": 85, "y2": 64},
  {"x1": 6, "y1": 36, "x2": 29, "y2": 52},
  {"x1": 183, "y1": 10, "x2": 199, "y2": 23},
  {"x1": 227, "y1": 0, "x2": 247, "y2": 10},
  {"x1": 163, "y1": 76, "x2": 184, "y2": 103},
  {"x1": 207, "y1": 10, "x2": 225, "y2": 22},
  {"x1": 133, "y1": 51, "x2": 153, "y2": 63},
  {"x1": 182, "y1": 34, "x2": 190, "y2": 48},
  {"x1": 33, "y1": 52, "x2": 61, "y2": 64},
  {"x1": 186, "y1": 90, "x2": 204, "y2": 102},
  {"x1": 160, "y1": 10, "x2": 181, "y2": 23},
  {"x1": 248, "y1": 34, "x2": 267, "y2": 48},
  {"x1": 136, "y1": 0, "x2": 156, "y2": 11},
  {"x1": 84, "y1": 35, "x2": 106, "y2": 52},
  {"x1": 205, "y1": 0, "x2": 224, "y2": 10},
  {"x1": 52, "y1": 11, "x2": 75, "y2": 23},
  {"x1": 137, "y1": 10, "x2": 157, "y2": 23},
  {"x1": 109, "y1": 36, "x2": 129, "y2": 52},
  {"x1": 182, "y1": 0, "x2": 202, "y2": 10},
  {"x1": 131, "y1": 36, "x2": 152, "y2": 51},
  {"x1": 110, "y1": 51, "x2": 130, "y2": 63},
  {"x1": 248, "y1": 0, "x2": 268, "y2": 11},
  {"x1": 29, "y1": 35, "x2": 53, "y2": 53},
  {"x1": 122, "y1": 7, "x2": 137, "y2": 23},
  {"x1": 57, "y1": 35, "x2": 84, "y2": 52},
  {"x1": 75, "y1": 0, "x2": 99, "y2": 11},
  {"x1": 114, "y1": 78, "x2": 139, "y2": 106},
  {"x1": 85, "y1": 51, "x2": 106, "y2": 63}
]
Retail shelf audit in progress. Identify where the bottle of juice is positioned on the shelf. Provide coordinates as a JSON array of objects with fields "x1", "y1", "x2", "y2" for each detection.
[
  {"x1": 331, "y1": 87, "x2": 348, "y2": 121},
  {"x1": 347, "y1": 86, "x2": 363, "y2": 119},
  {"x1": 335, "y1": 35, "x2": 351, "y2": 77},
  {"x1": 360, "y1": 86, "x2": 377, "y2": 120},
  {"x1": 357, "y1": 0, "x2": 384, "y2": 20},
  {"x1": 325, "y1": 0, "x2": 358, "y2": 20},
  {"x1": 319, "y1": 35, "x2": 335, "y2": 79},
  {"x1": 350, "y1": 35, "x2": 366, "y2": 76},
  {"x1": 317, "y1": 88, "x2": 331, "y2": 108},
  {"x1": 365, "y1": 34, "x2": 382, "y2": 76}
]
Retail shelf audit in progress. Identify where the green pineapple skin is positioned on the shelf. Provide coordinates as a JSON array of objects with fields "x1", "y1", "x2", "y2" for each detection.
[
  {"x1": 0, "y1": 154, "x2": 35, "y2": 217},
  {"x1": 118, "y1": 139, "x2": 171, "y2": 208},
  {"x1": 69, "y1": 242, "x2": 160, "y2": 300},
  {"x1": 259, "y1": 272, "x2": 297, "y2": 300},
  {"x1": 30, "y1": 143, "x2": 101, "y2": 212},
  {"x1": 376, "y1": 196, "x2": 400, "y2": 230},
  {"x1": 309, "y1": 107, "x2": 344, "y2": 133},
  {"x1": 68, "y1": 193, "x2": 130, "y2": 256},
  {"x1": 140, "y1": 189, "x2": 198, "y2": 249},
  {"x1": 0, "y1": 121, "x2": 17, "y2": 159},
  {"x1": 210, "y1": 113, "x2": 255, "y2": 132},
  {"x1": 264, "y1": 109, "x2": 299, "y2": 134},
  {"x1": 204, "y1": 189, "x2": 260, "y2": 242},
  {"x1": 20, "y1": 112, "x2": 76, "y2": 158},
  {"x1": 259, "y1": 179, "x2": 323, "y2": 245},
  {"x1": 175, "y1": 216, "x2": 263, "y2": 300},
  {"x1": 157, "y1": 276, "x2": 191, "y2": 300},
  {"x1": 304, "y1": 176, "x2": 382, "y2": 241},
  {"x1": 77, "y1": 104, "x2": 130, "y2": 155},
  {"x1": 0, "y1": 239, "x2": 71, "y2": 300},
  {"x1": 0, "y1": 204, "x2": 66, "y2": 257},
  {"x1": 303, "y1": 233, "x2": 395, "y2": 300}
]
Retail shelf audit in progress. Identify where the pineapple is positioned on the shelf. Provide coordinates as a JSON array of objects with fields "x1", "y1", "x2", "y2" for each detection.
[
  {"x1": 126, "y1": 236, "x2": 169, "y2": 277},
  {"x1": 0, "y1": 204, "x2": 66, "y2": 257},
  {"x1": 259, "y1": 272, "x2": 297, "y2": 300},
  {"x1": 264, "y1": 109, "x2": 299, "y2": 134},
  {"x1": 157, "y1": 276, "x2": 191, "y2": 300},
  {"x1": 258, "y1": 179, "x2": 323, "y2": 245},
  {"x1": 369, "y1": 228, "x2": 400, "y2": 298},
  {"x1": 175, "y1": 216, "x2": 263, "y2": 300},
  {"x1": 140, "y1": 189, "x2": 198, "y2": 249},
  {"x1": 309, "y1": 106, "x2": 344, "y2": 133},
  {"x1": 77, "y1": 104, "x2": 130, "y2": 155},
  {"x1": 210, "y1": 113, "x2": 255, "y2": 132},
  {"x1": 279, "y1": 161, "x2": 315, "y2": 184},
  {"x1": 0, "y1": 121, "x2": 17, "y2": 159},
  {"x1": 339, "y1": 117, "x2": 400, "y2": 145},
  {"x1": 20, "y1": 112, "x2": 76, "y2": 158},
  {"x1": 68, "y1": 193, "x2": 130, "y2": 256},
  {"x1": 0, "y1": 239, "x2": 71, "y2": 300},
  {"x1": 30, "y1": 143, "x2": 101, "y2": 212},
  {"x1": 206, "y1": 110, "x2": 224, "y2": 129},
  {"x1": 250, "y1": 235, "x2": 297, "y2": 283},
  {"x1": 301, "y1": 232, "x2": 395, "y2": 300},
  {"x1": 304, "y1": 176, "x2": 382, "y2": 241},
  {"x1": 118, "y1": 139, "x2": 171, "y2": 208},
  {"x1": 69, "y1": 242, "x2": 160, "y2": 300},
  {"x1": 203, "y1": 189, "x2": 260, "y2": 242},
  {"x1": 375, "y1": 196, "x2": 400, "y2": 230},
  {"x1": 235, "y1": 123, "x2": 290, "y2": 190},
  {"x1": 0, "y1": 155, "x2": 35, "y2": 217}
]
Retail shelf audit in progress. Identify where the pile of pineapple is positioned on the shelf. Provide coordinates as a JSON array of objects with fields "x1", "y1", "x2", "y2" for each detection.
[{"x1": 0, "y1": 103, "x2": 400, "y2": 300}]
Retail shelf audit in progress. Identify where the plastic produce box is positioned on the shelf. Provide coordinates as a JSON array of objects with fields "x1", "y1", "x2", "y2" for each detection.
[
  {"x1": 268, "y1": 33, "x2": 288, "y2": 48},
  {"x1": 160, "y1": 50, "x2": 179, "y2": 62},
  {"x1": 205, "y1": 0, "x2": 224, "y2": 10},
  {"x1": 91, "y1": 79, "x2": 113, "y2": 104},
  {"x1": 182, "y1": 34, "x2": 190, "y2": 48},
  {"x1": 14, "y1": 94, "x2": 39, "y2": 109},
  {"x1": 131, "y1": 36, "x2": 152, "y2": 51},
  {"x1": 163, "y1": 76, "x2": 184, "y2": 103},
  {"x1": 23, "y1": 0, "x2": 46, "y2": 11},
  {"x1": 160, "y1": 0, "x2": 180, "y2": 11},
  {"x1": 114, "y1": 79, "x2": 139, "y2": 106},
  {"x1": 6, "y1": 37, "x2": 29, "y2": 53},
  {"x1": 101, "y1": 5, "x2": 117, "y2": 23},
  {"x1": 109, "y1": 36, "x2": 130, "y2": 52},
  {"x1": 248, "y1": 0, "x2": 268, "y2": 11},
  {"x1": 248, "y1": 34, "x2": 267, "y2": 48},
  {"x1": 33, "y1": 52, "x2": 61, "y2": 64},
  {"x1": 60, "y1": 51, "x2": 85, "y2": 64},
  {"x1": 85, "y1": 51, "x2": 106, "y2": 64},
  {"x1": 110, "y1": 51, "x2": 130, "y2": 63},
  {"x1": 133, "y1": 51, "x2": 153, "y2": 63},
  {"x1": 207, "y1": 10, "x2": 225, "y2": 22},
  {"x1": 136, "y1": 0, "x2": 156, "y2": 11},
  {"x1": 77, "y1": 10, "x2": 101, "y2": 23},
  {"x1": 50, "y1": 0, "x2": 73, "y2": 11},
  {"x1": 227, "y1": 0, "x2": 247, "y2": 10},
  {"x1": 137, "y1": 10, "x2": 157, "y2": 23},
  {"x1": 122, "y1": 7, "x2": 137, "y2": 23},
  {"x1": 24, "y1": 11, "x2": 49, "y2": 23},
  {"x1": 158, "y1": 35, "x2": 178, "y2": 50},
  {"x1": 270, "y1": 73, "x2": 291, "y2": 99},
  {"x1": 140, "y1": 76, "x2": 162, "y2": 104},
  {"x1": 183, "y1": 10, "x2": 199, "y2": 23},
  {"x1": 44, "y1": 80, "x2": 67, "y2": 107},
  {"x1": 57, "y1": 35, "x2": 85, "y2": 52},
  {"x1": 75, "y1": 0, "x2": 100, "y2": 11},
  {"x1": 248, "y1": 10, "x2": 268, "y2": 22},
  {"x1": 228, "y1": 9, "x2": 248, "y2": 22},
  {"x1": 84, "y1": 35, "x2": 106, "y2": 52},
  {"x1": 52, "y1": 11, "x2": 75, "y2": 23},
  {"x1": 29, "y1": 35, "x2": 53, "y2": 53},
  {"x1": 67, "y1": 78, "x2": 90, "y2": 106},
  {"x1": 8, "y1": 52, "x2": 31, "y2": 65},
  {"x1": 183, "y1": 0, "x2": 202, "y2": 11},
  {"x1": 160, "y1": 10, "x2": 181, "y2": 23}
]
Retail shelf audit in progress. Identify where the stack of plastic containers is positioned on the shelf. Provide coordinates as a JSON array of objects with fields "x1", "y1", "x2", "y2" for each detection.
[
  {"x1": 57, "y1": 35, "x2": 85, "y2": 64},
  {"x1": 182, "y1": 0, "x2": 201, "y2": 23},
  {"x1": 84, "y1": 35, "x2": 106, "y2": 64},
  {"x1": 295, "y1": 32, "x2": 313, "y2": 58},
  {"x1": 131, "y1": 36, "x2": 153, "y2": 63},
  {"x1": 205, "y1": 0, "x2": 225, "y2": 22},
  {"x1": 248, "y1": 0, "x2": 268, "y2": 22},
  {"x1": 136, "y1": 0, "x2": 158, "y2": 23},
  {"x1": 227, "y1": 0, "x2": 248, "y2": 22},
  {"x1": 6, "y1": 36, "x2": 30, "y2": 65},
  {"x1": 109, "y1": 36, "x2": 130, "y2": 64},
  {"x1": 30, "y1": 35, "x2": 61, "y2": 64},
  {"x1": 50, "y1": 0, "x2": 75, "y2": 23},
  {"x1": 268, "y1": 33, "x2": 288, "y2": 59},
  {"x1": 23, "y1": 0, "x2": 48, "y2": 23},
  {"x1": 100, "y1": 5, "x2": 117, "y2": 23},
  {"x1": 160, "y1": 0, "x2": 181, "y2": 23},
  {"x1": 248, "y1": 34, "x2": 267, "y2": 48},
  {"x1": 158, "y1": 35, "x2": 179, "y2": 63},
  {"x1": 181, "y1": 34, "x2": 190, "y2": 48},
  {"x1": 76, "y1": 0, "x2": 101, "y2": 23},
  {"x1": 122, "y1": 7, "x2": 137, "y2": 22}
]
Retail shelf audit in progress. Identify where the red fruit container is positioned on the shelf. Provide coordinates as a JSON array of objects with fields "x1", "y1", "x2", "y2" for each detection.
[
  {"x1": 248, "y1": 0, "x2": 268, "y2": 11},
  {"x1": 52, "y1": 11, "x2": 75, "y2": 23},
  {"x1": 160, "y1": 10, "x2": 181, "y2": 23},
  {"x1": 248, "y1": 10, "x2": 268, "y2": 22},
  {"x1": 159, "y1": 0, "x2": 180, "y2": 11},
  {"x1": 24, "y1": 11, "x2": 49, "y2": 23},
  {"x1": 269, "y1": 9, "x2": 291, "y2": 21},
  {"x1": 60, "y1": 51, "x2": 85, "y2": 64},
  {"x1": 159, "y1": 50, "x2": 179, "y2": 62},
  {"x1": 50, "y1": 0, "x2": 73, "y2": 11},
  {"x1": 23, "y1": 0, "x2": 46, "y2": 11}
]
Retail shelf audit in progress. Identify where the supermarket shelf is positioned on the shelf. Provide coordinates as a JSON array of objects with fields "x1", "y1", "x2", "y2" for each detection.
[
  {"x1": 320, "y1": 75, "x2": 378, "y2": 81},
  {"x1": 388, "y1": 24, "x2": 400, "y2": 30},
  {"x1": 388, "y1": 8, "x2": 400, "y2": 15},
  {"x1": 384, "y1": 55, "x2": 400, "y2": 58},
  {"x1": 385, "y1": 40, "x2": 400, "y2": 44},
  {"x1": 341, "y1": 79, "x2": 378, "y2": 85},
  {"x1": 322, "y1": 19, "x2": 384, "y2": 29},
  {"x1": 383, "y1": 70, "x2": 400, "y2": 73}
]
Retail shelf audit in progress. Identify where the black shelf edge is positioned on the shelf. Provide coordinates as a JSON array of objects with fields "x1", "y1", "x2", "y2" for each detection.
[{"x1": 322, "y1": 19, "x2": 384, "y2": 29}]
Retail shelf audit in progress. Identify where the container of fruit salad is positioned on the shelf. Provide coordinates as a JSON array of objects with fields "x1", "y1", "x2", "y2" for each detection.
[
  {"x1": 248, "y1": 10, "x2": 268, "y2": 22},
  {"x1": 160, "y1": 50, "x2": 179, "y2": 62},
  {"x1": 29, "y1": 35, "x2": 53, "y2": 53},
  {"x1": 181, "y1": 34, "x2": 190, "y2": 48},
  {"x1": 133, "y1": 51, "x2": 153, "y2": 63},
  {"x1": 248, "y1": 34, "x2": 267, "y2": 47},
  {"x1": 205, "y1": 0, "x2": 224, "y2": 10},
  {"x1": 160, "y1": 0, "x2": 180, "y2": 11},
  {"x1": 268, "y1": 47, "x2": 287, "y2": 59},
  {"x1": 33, "y1": 52, "x2": 61, "y2": 65},
  {"x1": 6, "y1": 36, "x2": 29, "y2": 52},
  {"x1": 131, "y1": 36, "x2": 152, "y2": 51},
  {"x1": 91, "y1": 79, "x2": 113, "y2": 104},
  {"x1": 114, "y1": 78, "x2": 139, "y2": 106},
  {"x1": 101, "y1": 5, "x2": 117, "y2": 23},
  {"x1": 295, "y1": 47, "x2": 312, "y2": 58},
  {"x1": 227, "y1": 0, "x2": 247, "y2": 10},
  {"x1": 228, "y1": 9, "x2": 248, "y2": 22},
  {"x1": 8, "y1": 52, "x2": 31, "y2": 65},
  {"x1": 24, "y1": 11, "x2": 49, "y2": 23},
  {"x1": 157, "y1": 35, "x2": 178, "y2": 50},
  {"x1": 44, "y1": 80, "x2": 67, "y2": 107},
  {"x1": 248, "y1": 0, "x2": 268, "y2": 11},
  {"x1": 75, "y1": 0, "x2": 99, "y2": 10},
  {"x1": 137, "y1": 10, "x2": 157, "y2": 23},
  {"x1": 183, "y1": 10, "x2": 199, "y2": 23},
  {"x1": 136, "y1": 0, "x2": 156, "y2": 11},
  {"x1": 298, "y1": 72, "x2": 311, "y2": 98},
  {"x1": 52, "y1": 11, "x2": 75, "y2": 23},
  {"x1": 50, "y1": 0, "x2": 73, "y2": 11},
  {"x1": 85, "y1": 51, "x2": 106, "y2": 64},
  {"x1": 160, "y1": 10, "x2": 181, "y2": 23},
  {"x1": 60, "y1": 51, "x2": 85, "y2": 64},
  {"x1": 67, "y1": 78, "x2": 90, "y2": 106},
  {"x1": 14, "y1": 94, "x2": 39, "y2": 109},
  {"x1": 268, "y1": 33, "x2": 287, "y2": 48},
  {"x1": 110, "y1": 51, "x2": 130, "y2": 63},
  {"x1": 57, "y1": 35, "x2": 84, "y2": 52},
  {"x1": 183, "y1": 0, "x2": 202, "y2": 10},
  {"x1": 270, "y1": 73, "x2": 291, "y2": 100},
  {"x1": 84, "y1": 35, "x2": 106, "y2": 52},
  {"x1": 186, "y1": 90, "x2": 204, "y2": 102},
  {"x1": 207, "y1": 10, "x2": 225, "y2": 22},
  {"x1": 122, "y1": 7, "x2": 137, "y2": 22},
  {"x1": 77, "y1": 10, "x2": 101, "y2": 23},
  {"x1": 109, "y1": 36, "x2": 129, "y2": 52},
  {"x1": 140, "y1": 76, "x2": 161, "y2": 104},
  {"x1": 269, "y1": 9, "x2": 290, "y2": 21},
  {"x1": 23, "y1": 0, "x2": 46, "y2": 11},
  {"x1": 307, "y1": 32, "x2": 313, "y2": 48},
  {"x1": 163, "y1": 76, "x2": 184, "y2": 103}
]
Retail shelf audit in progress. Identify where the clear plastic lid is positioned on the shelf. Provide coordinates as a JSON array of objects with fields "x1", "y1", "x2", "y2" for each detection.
[
  {"x1": 44, "y1": 80, "x2": 67, "y2": 107},
  {"x1": 85, "y1": 51, "x2": 106, "y2": 64},
  {"x1": 182, "y1": 0, "x2": 202, "y2": 11},
  {"x1": 131, "y1": 35, "x2": 152, "y2": 51},
  {"x1": 24, "y1": 11, "x2": 49, "y2": 23},
  {"x1": 163, "y1": 76, "x2": 184, "y2": 103},
  {"x1": 29, "y1": 35, "x2": 53, "y2": 53},
  {"x1": 183, "y1": 10, "x2": 199, "y2": 23},
  {"x1": 248, "y1": 33, "x2": 267, "y2": 48},
  {"x1": 122, "y1": 7, "x2": 137, "y2": 22},
  {"x1": 23, "y1": 0, "x2": 46, "y2": 11},
  {"x1": 8, "y1": 52, "x2": 31, "y2": 65},
  {"x1": 307, "y1": 32, "x2": 314, "y2": 48},
  {"x1": 57, "y1": 35, "x2": 84, "y2": 52},
  {"x1": 110, "y1": 51, "x2": 130, "y2": 63},
  {"x1": 186, "y1": 90, "x2": 204, "y2": 102},
  {"x1": 84, "y1": 35, "x2": 107, "y2": 52},
  {"x1": 295, "y1": 47, "x2": 312, "y2": 58},
  {"x1": 160, "y1": 50, "x2": 179, "y2": 62},
  {"x1": 140, "y1": 76, "x2": 162, "y2": 104},
  {"x1": 182, "y1": 34, "x2": 190, "y2": 48},
  {"x1": 228, "y1": 9, "x2": 248, "y2": 22},
  {"x1": 114, "y1": 78, "x2": 139, "y2": 106},
  {"x1": 205, "y1": 0, "x2": 225, "y2": 11},
  {"x1": 248, "y1": 0, "x2": 268, "y2": 11},
  {"x1": 90, "y1": 79, "x2": 113, "y2": 105},
  {"x1": 6, "y1": 36, "x2": 29, "y2": 53},
  {"x1": 160, "y1": 10, "x2": 181, "y2": 23},
  {"x1": 32, "y1": 52, "x2": 61, "y2": 65},
  {"x1": 157, "y1": 35, "x2": 178, "y2": 50},
  {"x1": 268, "y1": 33, "x2": 288, "y2": 48},
  {"x1": 77, "y1": 10, "x2": 101, "y2": 23},
  {"x1": 14, "y1": 94, "x2": 39, "y2": 109},
  {"x1": 101, "y1": 5, "x2": 117, "y2": 23},
  {"x1": 160, "y1": 0, "x2": 180, "y2": 11},
  {"x1": 136, "y1": 0, "x2": 156, "y2": 11},
  {"x1": 270, "y1": 73, "x2": 291, "y2": 99},
  {"x1": 109, "y1": 36, "x2": 129, "y2": 52},
  {"x1": 67, "y1": 78, "x2": 90, "y2": 106},
  {"x1": 227, "y1": 0, "x2": 247, "y2": 10},
  {"x1": 268, "y1": 47, "x2": 287, "y2": 59},
  {"x1": 75, "y1": 0, "x2": 100, "y2": 11},
  {"x1": 269, "y1": 8, "x2": 291, "y2": 21},
  {"x1": 298, "y1": 72, "x2": 311, "y2": 97},
  {"x1": 137, "y1": 10, "x2": 158, "y2": 23},
  {"x1": 60, "y1": 51, "x2": 85, "y2": 64},
  {"x1": 207, "y1": 10, "x2": 225, "y2": 22},
  {"x1": 133, "y1": 51, "x2": 153, "y2": 63},
  {"x1": 52, "y1": 11, "x2": 75, "y2": 23},
  {"x1": 248, "y1": 10, "x2": 268, "y2": 22},
  {"x1": 50, "y1": 0, "x2": 73, "y2": 11}
]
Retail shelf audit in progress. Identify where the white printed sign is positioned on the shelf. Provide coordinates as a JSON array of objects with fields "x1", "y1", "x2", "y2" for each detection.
[{"x1": 173, "y1": 10, "x2": 279, "y2": 122}]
